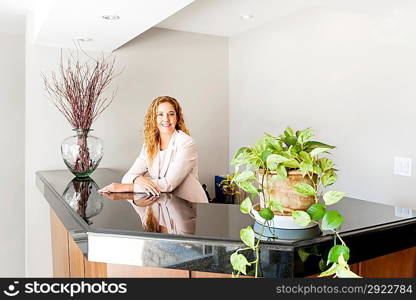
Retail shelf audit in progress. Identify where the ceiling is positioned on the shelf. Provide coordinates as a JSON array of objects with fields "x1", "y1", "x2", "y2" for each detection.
[
  {"x1": 157, "y1": 0, "x2": 407, "y2": 37},
  {"x1": 0, "y1": 0, "x2": 413, "y2": 51}
]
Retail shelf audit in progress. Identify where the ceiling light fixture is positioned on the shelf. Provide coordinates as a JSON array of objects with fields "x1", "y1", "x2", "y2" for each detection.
[
  {"x1": 76, "y1": 38, "x2": 93, "y2": 42},
  {"x1": 240, "y1": 14, "x2": 254, "y2": 20},
  {"x1": 101, "y1": 15, "x2": 120, "y2": 21}
]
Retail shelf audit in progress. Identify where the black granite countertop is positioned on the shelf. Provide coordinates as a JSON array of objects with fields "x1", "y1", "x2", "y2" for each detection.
[{"x1": 36, "y1": 169, "x2": 416, "y2": 277}]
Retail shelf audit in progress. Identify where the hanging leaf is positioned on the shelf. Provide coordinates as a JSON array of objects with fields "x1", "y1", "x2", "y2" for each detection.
[
  {"x1": 307, "y1": 203, "x2": 326, "y2": 220},
  {"x1": 240, "y1": 197, "x2": 252, "y2": 214},
  {"x1": 322, "y1": 210, "x2": 344, "y2": 230},
  {"x1": 327, "y1": 245, "x2": 350, "y2": 264},
  {"x1": 318, "y1": 263, "x2": 337, "y2": 277},
  {"x1": 323, "y1": 191, "x2": 346, "y2": 205},
  {"x1": 230, "y1": 252, "x2": 250, "y2": 275},
  {"x1": 240, "y1": 226, "x2": 255, "y2": 249}
]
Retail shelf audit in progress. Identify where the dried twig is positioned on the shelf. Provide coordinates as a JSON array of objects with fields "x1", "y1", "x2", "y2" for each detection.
[{"x1": 42, "y1": 46, "x2": 122, "y2": 130}]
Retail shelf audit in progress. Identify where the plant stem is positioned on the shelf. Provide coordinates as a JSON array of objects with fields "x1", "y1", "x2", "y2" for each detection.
[{"x1": 332, "y1": 230, "x2": 346, "y2": 246}]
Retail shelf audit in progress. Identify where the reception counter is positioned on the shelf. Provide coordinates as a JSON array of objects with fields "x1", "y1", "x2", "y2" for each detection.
[{"x1": 36, "y1": 169, "x2": 416, "y2": 278}]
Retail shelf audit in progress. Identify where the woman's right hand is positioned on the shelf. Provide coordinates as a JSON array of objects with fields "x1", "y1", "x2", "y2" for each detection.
[{"x1": 134, "y1": 176, "x2": 161, "y2": 195}]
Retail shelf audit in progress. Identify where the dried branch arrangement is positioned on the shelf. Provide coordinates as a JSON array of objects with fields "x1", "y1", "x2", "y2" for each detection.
[{"x1": 42, "y1": 48, "x2": 121, "y2": 130}]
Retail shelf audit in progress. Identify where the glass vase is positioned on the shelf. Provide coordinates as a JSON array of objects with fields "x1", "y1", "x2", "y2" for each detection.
[{"x1": 61, "y1": 129, "x2": 103, "y2": 178}]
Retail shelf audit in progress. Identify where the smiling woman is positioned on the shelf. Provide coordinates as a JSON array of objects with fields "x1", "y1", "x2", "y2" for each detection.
[{"x1": 99, "y1": 96, "x2": 208, "y2": 203}]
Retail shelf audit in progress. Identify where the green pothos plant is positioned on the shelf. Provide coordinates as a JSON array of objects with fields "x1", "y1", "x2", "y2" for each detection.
[{"x1": 229, "y1": 127, "x2": 360, "y2": 278}]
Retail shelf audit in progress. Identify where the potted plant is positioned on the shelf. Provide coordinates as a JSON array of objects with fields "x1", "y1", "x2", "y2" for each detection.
[
  {"x1": 42, "y1": 48, "x2": 122, "y2": 178},
  {"x1": 218, "y1": 174, "x2": 241, "y2": 204},
  {"x1": 229, "y1": 127, "x2": 360, "y2": 278}
]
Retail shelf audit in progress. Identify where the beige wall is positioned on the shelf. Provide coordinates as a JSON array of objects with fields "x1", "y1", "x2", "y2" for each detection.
[
  {"x1": 25, "y1": 26, "x2": 229, "y2": 276},
  {"x1": 0, "y1": 32, "x2": 25, "y2": 277},
  {"x1": 229, "y1": 8, "x2": 416, "y2": 209}
]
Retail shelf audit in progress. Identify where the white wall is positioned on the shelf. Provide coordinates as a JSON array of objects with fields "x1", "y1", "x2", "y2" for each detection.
[
  {"x1": 229, "y1": 7, "x2": 416, "y2": 209},
  {"x1": 25, "y1": 25, "x2": 228, "y2": 276},
  {"x1": 0, "y1": 32, "x2": 25, "y2": 277}
]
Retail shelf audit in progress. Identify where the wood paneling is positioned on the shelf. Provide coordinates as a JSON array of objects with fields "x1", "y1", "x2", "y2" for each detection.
[
  {"x1": 106, "y1": 264, "x2": 189, "y2": 278},
  {"x1": 84, "y1": 261, "x2": 107, "y2": 278},
  {"x1": 359, "y1": 247, "x2": 416, "y2": 278},
  {"x1": 68, "y1": 235, "x2": 85, "y2": 277},
  {"x1": 50, "y1": 209, "x2": 70, "y2": 277}
]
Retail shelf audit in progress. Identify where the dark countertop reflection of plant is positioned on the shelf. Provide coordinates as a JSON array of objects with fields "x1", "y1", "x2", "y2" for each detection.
[{"x1": 229, "y1": 127, "x2": 360, "y2": 278}]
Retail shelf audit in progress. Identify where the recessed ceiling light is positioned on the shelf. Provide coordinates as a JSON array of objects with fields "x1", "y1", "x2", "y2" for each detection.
[
  {"x1": 76, "y1": 38, "x2": 93, "y2": 42},
  {"x1": 101, "y1": 15, "x2": 120, "y2": 21},
  {"x1": 240, "y1": 14, "x2": 254, "y2": 20}
]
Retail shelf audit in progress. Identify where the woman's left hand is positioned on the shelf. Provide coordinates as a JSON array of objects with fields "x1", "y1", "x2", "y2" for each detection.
[{"x1": 98, "y1": 183, "x2": 133, "y2": 193}]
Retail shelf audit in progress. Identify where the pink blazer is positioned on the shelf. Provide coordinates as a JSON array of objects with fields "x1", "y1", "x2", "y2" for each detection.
[{"x1": 122, "y1": 130, "x2": 208, "y2": 203}]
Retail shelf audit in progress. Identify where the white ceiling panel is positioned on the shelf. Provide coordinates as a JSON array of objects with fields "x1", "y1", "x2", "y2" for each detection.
[{"x1": 33, "y1": 0, "x2": 194, "y2": 51}]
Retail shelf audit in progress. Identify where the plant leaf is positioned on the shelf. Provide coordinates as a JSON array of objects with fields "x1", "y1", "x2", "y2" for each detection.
[
  {"x1": 230, "y1": 252, "x2": 250, "y2": 275},
  {"x1": 310, "y1": 147, "x2": 329, "y2": 157},
  {"x1": 269, "y1": 198, "x2": 284, "y2": 213},
  {"x1": 240, "y1": 226, "x2": 255, "y2": 249},
  {"x1": 292, "y1": 210, "x2": 311, "y2": 226},
  {"x1": 299, "y1": 151, "x2": 312, "y2": 163},
  {"x1": 233, "y1": 171, "x2": 255, "y2": 183},
  {"x1": 240, "y1": 197, "x2": 252, "y2": 214},
  {"x1": 322, "y1": 210, "x2": 344, "y2": 230},
  {"x1": 293, "y1": 183, "x2": 316, "y2": 196},
  {"x1": 327, "y1": 245, "x2": 350, "y2": 264},
  {"x1": 298, "y1": 249, "x2": 310, "y2": 263},
  {"x1": 323, "y1": 191, "x2": 346, "y2": 205},
  {"x1": 267, "y1": 154, "x2": 289, "y2": 170},
  {"x1": 298, "y1": 128, "x2": 315, "y2": 144},
  {"x1": 319, "y1": 259, "x2": 327, "y2": 271},
  {"x1": 321, "y1": 170, "x2": 337, "y2": 187},
  {"x1": 307, "y1": 203, "x2": 326, "y2": 220},
  {"x1": 259, "y1": 208, "x2": 274, "y2": 220},
  {"x1": 319, "y1": 157, "x2": 334, "y2": 172},
  {"x1": 240, "y1": 181, "x2": 258, "y2": 194},
  {"x1": 284, "y1": 127, "x2": 294, "y2": 137},
  {"x1": 260, "y1": 149, "x2": 272, "y2": 162},
  {"x1": 304, "y1": 141, "x2": 335, "y2": 151},
  {"x1": 299, "y1": 161, "x2": 313, "y2": 177},
  {"x1": 318, "y1": 263, "x2": 337, "y2": 277},
  {"x1": 282, "y1": 159, "x2": 300, "y2": 168},
  {"x1": 233, "y1": 147, "x2": 250, "y2": 160},
  {"x1": 336, "y1": 266, "x2": 361, "y2": 278},
  {"x1": 313, "y1": 165, "x2": 323, "y2": 175},
  {"x1": 275, "y1": 165, "x2": 287, "y2": 180}
]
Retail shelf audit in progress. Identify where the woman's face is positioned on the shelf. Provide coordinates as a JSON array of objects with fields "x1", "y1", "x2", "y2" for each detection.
[{"x1": 156, "y1": 102, "x2": 177, "y2": 135}]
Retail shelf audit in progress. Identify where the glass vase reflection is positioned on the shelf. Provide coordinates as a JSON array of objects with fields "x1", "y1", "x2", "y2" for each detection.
[
  {"x1": 61, "y1": 129, "x2": 103, "y2": 178},
  {"x1": 62, "y1": 177, "x2": 104, "y2": 225}
]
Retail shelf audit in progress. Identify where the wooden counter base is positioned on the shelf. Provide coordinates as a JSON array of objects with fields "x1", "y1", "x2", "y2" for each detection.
[{"x1": 50, "y1": 208, "x2": 416, "y2": 278}]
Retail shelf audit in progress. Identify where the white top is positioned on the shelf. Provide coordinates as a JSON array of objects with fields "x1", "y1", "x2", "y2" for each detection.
[{"x1": 121, "y1": 130, "x2": 208, "y2": 203}]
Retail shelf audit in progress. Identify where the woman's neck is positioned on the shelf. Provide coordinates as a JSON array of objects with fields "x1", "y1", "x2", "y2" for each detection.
[{"x1": 159, "y1": 131, "x2": 175, "y2": 150}]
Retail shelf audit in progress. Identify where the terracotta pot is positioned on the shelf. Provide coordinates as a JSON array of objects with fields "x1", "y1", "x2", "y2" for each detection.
[{"x1": 258, "y1": 169, "x2": 315, "y2": 216}]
